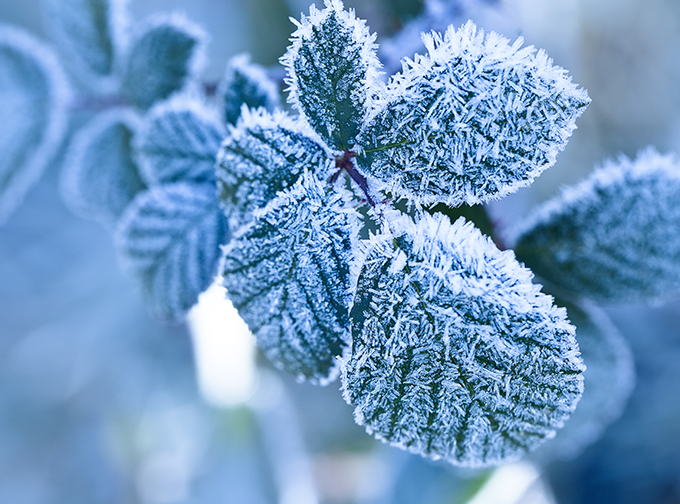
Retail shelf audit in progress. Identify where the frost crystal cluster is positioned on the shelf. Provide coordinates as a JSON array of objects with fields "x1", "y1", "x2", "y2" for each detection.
[{"x1": 215, "y1": 0, "x2": 590, "y2": 467}]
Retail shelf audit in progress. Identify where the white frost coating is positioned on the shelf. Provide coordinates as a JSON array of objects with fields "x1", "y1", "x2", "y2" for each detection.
[
  {"x1": 42, "y1": 0, "x2": 130, "y2": 91},
  {"x1": 61, "y1": 108, "x2": 145, "y2": 227},
  {"x1": 280, "y1": 0, "x2": 384, "y2": 149},
  {"x1": 343, "y1": 212, "x2": 584, "y2": 467},
  {"x1": 219, "y1": 53, "x2": 281, "y2": 125},
  {"x1": 359, "y1": 21, "x2": 590, "y2": 206},
  {"x1": 513, "y1": 148, "x2": 680, "y2": 302},
  {"x1": 216, "y1": 107, "x2": 331, "y2": 231},
  {"x1": 136, "y1": 95, "x2": 225, "y2": 185},
  {"x1": 115, "y1": 181, "x2": 230, "y2": 322},
  {"x1": 0, "y1": 24, "x2": 71, "y2": 225},
  {"x1": 221, "y1": 171, "x2": 359, "y2": 384},
  {"x1": 121, "y1": 12, "x2": 208, "y2": 110},
  {"x1": 533, "y1": 302, "x2": 635, "y2": 462}
]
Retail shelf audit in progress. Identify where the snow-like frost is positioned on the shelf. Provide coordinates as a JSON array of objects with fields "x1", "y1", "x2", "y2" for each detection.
[
  {"x1": 61, "y1": 109, "x2": 146, "y2": 227},
  {"x1": 0, "y1": 24, "x2": 70, "y2": 225},
  {"x1": 136, "y1": 96, "x2": 225, "y2": 185},
  {"x1": 358, "y1": 21, "x2": 590, "y2": 206},
  {"x1": 216, "y1": 108, "x2": 331, "y2": 231},
  {"x1": 221, "y1": 172, "x2": 358, "y2": 384},
  {"x1": 533, "y1": 301, "x2": 634, "y2": 462},
  {"x1": 220, "y1": 53, "x2": 280, "y2": 126},
  {"x1": 115, "y1": 182, "x2": 229, "y2": 322},
  {"x1": 280, "y1": 0, "x2": 383, "y2": 150},
  {"x1": 343, "y1": 213, "x2": 584, "y2": 467},
  {"x1": 42, "y1": 0, "x2": 129, "y2": 90},
  {"x1": 121, "y1": 13, "x2": 207, "y2": 110},
  {"x1": 513, "y1": 148, "x2": 680, "y2": 302}
]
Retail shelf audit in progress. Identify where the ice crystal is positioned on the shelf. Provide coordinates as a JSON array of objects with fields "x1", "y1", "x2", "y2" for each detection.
[
  {"x1": 513, "y1": 149, "x2": 680, "y2": 302},
  {"x1": 0, "y1": 24, "x2": 70, "y2": 224},
  {"x1": 121, "y1": 13, "x2": 206, "y2": 110},
  {"x1": 115, "y1": 182, "x2": 229, "y2": 322},
  {"x1": 216, "y1": 108, "x2": 330, "y2": 230},
  {"x1": 280, "y1": 0, "x2": 383, "y2": 150},
  {"x1": 220, "y1": 53, "x2": 280, "y2": 126},
  {"x1": 61, "y1": 109, "x2": 146, "y2": 227},
  {"x1": 221, "y1": 172, "x2": 358, "y2": 384},
  {"x1": 136, "y1": 96, "x2": 225, "y2": 185},
  {"x1": 343, "y1": 213, "x2": 584, "y2": 467},
  {"x1": 358, "y1": 21, "x2": 590, "y2": 206}
]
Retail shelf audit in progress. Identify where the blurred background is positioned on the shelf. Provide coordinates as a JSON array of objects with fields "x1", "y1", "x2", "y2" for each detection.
[{"x1": 1, "y1": 0, "x2": 680, "y2": 502}]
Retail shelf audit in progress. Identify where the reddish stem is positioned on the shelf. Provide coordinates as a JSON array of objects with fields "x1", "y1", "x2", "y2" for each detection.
[{"x1": 332, "y1": 150, "x2": 376, "y2": 207}]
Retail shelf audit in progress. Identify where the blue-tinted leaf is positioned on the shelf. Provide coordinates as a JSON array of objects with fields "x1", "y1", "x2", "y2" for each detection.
[
  {"x1": 42, "y1": 0, "x2": 128, "y2": 86},
  {"x1": 121, "y1": 14, "x2": 206, "y2": 110},
  {"x1": 221, "y1": 172, "x2": 358, "y2": 384},
  {"x1": 220, "y1": 53, "x2": 280, "y2": 126},
  {"x1": 281, "y1": 0, "x2": 383, "y2": 150},
  {"x1": 136, "y1": 96, "x2": 225, "y2": 185},
  {"x1": 115, "y1": 182, "x2": 230, "y2": 322},
  {"x1": 513, "y1": 149, "x2": 680, "y2": 302},
  {"x1": 343, "y1": 213, "x2": 584, "y2": 467},
  {"x1": 61, "y1": 109, "x2": 146, "y2": 226},
  {"x1": 0, "y1": 25, "x2": 70, "y2": 224},
  {"x1": 358, "y1": 21, "x2": 589, "y2": 206},
  {"x1": 216, "y1": 108, "x2": 330, "y2": 230}
]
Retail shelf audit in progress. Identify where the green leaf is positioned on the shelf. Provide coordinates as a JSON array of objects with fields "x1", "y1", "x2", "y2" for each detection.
[
  {"x1": 358, "y1": 21, "x2": 589, "y2": 206},
  {"x1": 115, "y1": 182, "x2": 230, "y2": 322},
  {"x1": 61, "y1": 109, "x2": 146, "y2": 227},
  {"x1": 513, "y1": 149, "x2": 680, "y2": 302},
  {"x1": 220, "y1": 53, "x2": 280, "y2": 126},
  {"x1": 221, "y1": 172, "x2": 358, "y2": 384},
  {"x1": 121, "y1": 14, "x2": 206, "y2": 110},
  {"x1": 216, "y1": 108, "x2": 330, "y2": 231},
  {"x1": 280, "y1": 0, "x2": 382, "y2": 150},
  {"x1": 0, "y1": 25, "x2": 70, "y2": 225},
  {"x1": 42, "y1": 0, "x2": 127, "y2": 85},
  {"x1": 343, "y1": 213, "x2": 584, "y2": 467},
  {"x1": 136, "y1": 96, "x2": 225, "y2": 185}
]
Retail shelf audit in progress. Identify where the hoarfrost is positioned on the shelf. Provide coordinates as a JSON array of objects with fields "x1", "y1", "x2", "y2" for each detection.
[
  {"x1": 358, "y1": 21, "x2": 589, "y2": 206},
  {"x1": 513, "y1": 148, "x2": 680, "y2": 302},
  {"x1": 221, "y1": 172, "x2": 358, "y2": 384},
  {"x1": 343, "y1": 212, "x2": 584, "y2": 467}
]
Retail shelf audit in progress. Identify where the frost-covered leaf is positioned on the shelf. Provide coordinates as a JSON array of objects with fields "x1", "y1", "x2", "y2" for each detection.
[
  {"x1": 220, "y1": 53, "x2": 280, "y2": 126},
  {"x1": 42, "y1": 0, "x2": 128, "y2": 86},
  {"x1": 358, "y1": 21, "x2": 589, "y2": 206},
  {"x1": 0, "y1": 25, "x2": 70, "y2": 225},
  {"x1": 136, "y1": 96, "x2": 225, "y2": 185},
  {"x1": 121, "y1": 14, "x2": 206, "y2": 110},
  {"x1": 343, "y1": 213, "x2": 584, "y2": 467},
  {"x1": 513, "y1": 149, "x2": 680, "y2": 302},
  {"x1": 61, "y1": 109, "x2": 146, "y2": 226},
  {"x1": 534, "y1": 301, "x2": 634, "y2": 461},
  {"x1": 115, "y1": 182, "x2": 229, "y2": 322},
  {"x1": 281, "y1": 0, "x2": 382, "y2": 150},
  {"x1": 221, "y1": 172, "x2": 358, "y2": 384},
  {"x1": 216, "y1": 108, "x2": 330, "y2": 230}
]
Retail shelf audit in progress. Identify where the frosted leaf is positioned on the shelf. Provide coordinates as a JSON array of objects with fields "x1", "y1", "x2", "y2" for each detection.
[
  {"x1": 220, "y1": 53, "x2": 280, "y2": 126},
  {"x1": 115, "y1": 182, "x2": 230, "y2": 322},
  {"x1": 121, "y1": 13, "x2": 207, "y2": 110},
  {"x1": 533, "y1": 301, "x2": 634, "y2": 462},
  {"x1": 136, "y1": 96, "x2": 225, "y2": 185},
  {"x1": 280, "y1": 0, "x2": 382, "y2": 150},
  {"x1": 0, "y1": 25, "x2": 70, "y2": 225},
  {"x1": 343, "y1": 213, "x2": 584, "y2": 467},
  {"x1": 42, "y1": 0, "x2": 128, "y2": 87},
  {"x1": 358, "y1": 21, "x2": 590, "y2": 206},
  {"x1": 216, "y1": 108, "x2": 330, "y2": 230},
  {"x1": 61, "y1": 109, "x2": 146, "y2": 227},
  {"x1": 221, "y1": 172, "x2": 358, "y2": 384},
  {"x1": 513, "y1": 149, "x2": 680, "y2": 302}
]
